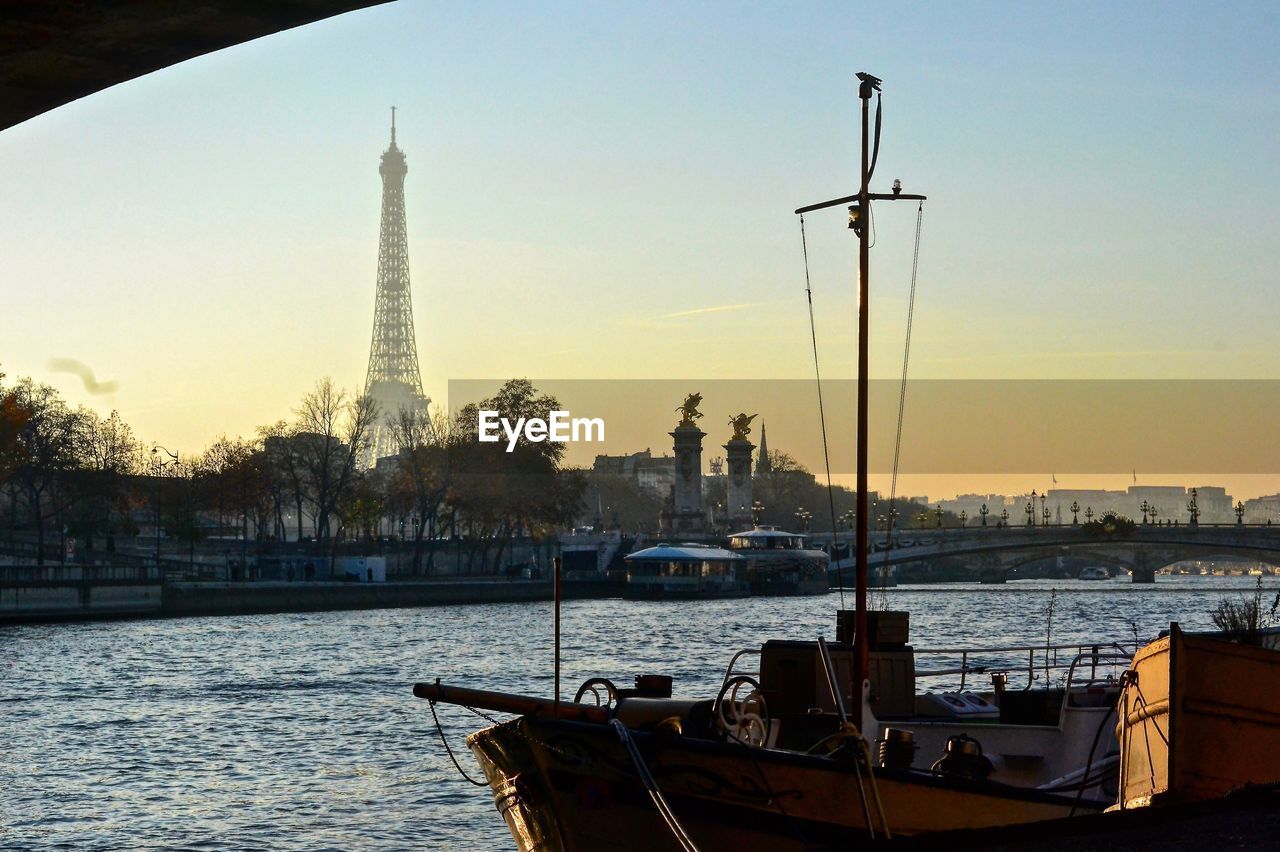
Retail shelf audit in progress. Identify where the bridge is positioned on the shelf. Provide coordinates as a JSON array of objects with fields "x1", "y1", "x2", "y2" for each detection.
[{"x1": 821, "y1": 523, "x2": 1280, "y2": 583}]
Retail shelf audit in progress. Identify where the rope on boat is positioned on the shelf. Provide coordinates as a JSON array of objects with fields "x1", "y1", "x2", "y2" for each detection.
[
  {"x1": 799, "y1": 213, "x2": 845, "y2": 609},
  {"x1": 610, "y1": 719, "x2": 700, "y2": 852},
  {"x1": 804, "y1": 725, "x2": 892, "y2": 839},
  {"x1": 428, "y1": 700, "x2": 490, "y2": 788},
  {"x1": 1116, "y1": 668, "x2": 1170, "y2": 809},
  {"x1": 883, "y1": 201, "x2": 925, "y2": 574},
  {"x1": 1068, "y1": 693, "x2": 1125, "y2": 815}
]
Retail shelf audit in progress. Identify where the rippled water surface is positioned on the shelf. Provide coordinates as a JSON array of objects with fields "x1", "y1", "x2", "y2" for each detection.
[{"x1": 1, "y1": 576, "x2": 1272, "y2": 850}]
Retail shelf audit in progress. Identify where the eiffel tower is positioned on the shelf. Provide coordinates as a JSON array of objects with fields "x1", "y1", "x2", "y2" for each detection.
[{"x1": 364, "y1": 108, "x2": 429, "y2": 462}]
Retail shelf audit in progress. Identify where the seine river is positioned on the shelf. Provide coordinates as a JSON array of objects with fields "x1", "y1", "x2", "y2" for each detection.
[{"x1": 1, "y1": 576, "x2": 1272, "y2": 850}]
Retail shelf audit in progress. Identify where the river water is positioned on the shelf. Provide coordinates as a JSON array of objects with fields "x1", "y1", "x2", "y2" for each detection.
[{"x1": 2, "y1": 575, "x2": 1274, "y2": 850}]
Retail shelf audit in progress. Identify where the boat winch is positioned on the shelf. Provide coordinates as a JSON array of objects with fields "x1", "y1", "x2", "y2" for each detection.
[
  {"x1": 878, "y1": 727, "x2": 918, "y2": 771},
  {"x1": 931, "y1": 734, "x2": 994, "y2": 780}
]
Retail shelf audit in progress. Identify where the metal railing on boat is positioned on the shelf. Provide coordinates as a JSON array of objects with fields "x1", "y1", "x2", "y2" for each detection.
[
  {"x1": 913, "y1": 642, "x2": 1135, "y2": 692},
  {"x1": 718, "y1": 642, "x2": 1136, "y2": 696}
]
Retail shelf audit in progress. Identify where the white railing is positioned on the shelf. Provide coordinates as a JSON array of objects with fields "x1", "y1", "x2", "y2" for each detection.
[{"x1": 913, "y1": 642, "x2": 1135, "y2": 692}]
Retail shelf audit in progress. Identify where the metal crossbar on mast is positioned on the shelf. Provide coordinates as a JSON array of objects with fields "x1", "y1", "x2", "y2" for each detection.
[{"x1": 793, "y1": 73, "x2": 926, "y2": 732}]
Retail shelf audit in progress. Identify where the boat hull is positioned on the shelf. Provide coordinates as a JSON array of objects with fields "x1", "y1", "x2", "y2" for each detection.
[
  {"x1": 467, "y1": 716, "x2": 1103, "y2": 851},
  {"x1": 621, "y1": 583, "x2": 751, "y2": 600},
  {"x1": 1120, "y1": 623, "x2": 1280, "y2": 808}
]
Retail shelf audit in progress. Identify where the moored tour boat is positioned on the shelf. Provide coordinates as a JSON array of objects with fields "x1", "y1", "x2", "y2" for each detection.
[
  {"x1": 725, "y1": 525, "x2": 829, "y2": 596},
  {"x1": 623, "y1": 543, "x2": 749, "y2": 600}
]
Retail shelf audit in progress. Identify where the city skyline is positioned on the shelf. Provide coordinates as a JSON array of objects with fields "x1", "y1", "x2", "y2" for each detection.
[{"x1": 2, "y1": 2, "x2": 1278, "y2": 498}]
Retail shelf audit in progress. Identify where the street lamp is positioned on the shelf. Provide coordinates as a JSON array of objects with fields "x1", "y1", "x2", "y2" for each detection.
[
  {"x1": 979, "y1": 503, "x2": 989, "y2": 526},
  {"x1": 959, "y1": 509, "x2": 968, "y2": 527},
  {"x1": 1149, "y1": 506, "x2": 1158, "y2": 525},
  {"x1": 752, "y1": 501, "x2": 764, "y2": 525},
  {"x1": 1025, "y1": 498, "x2": 1034, "y2": 526},
  {"x1": 917, "y1": 512, "x2": 927, "y2": 531},
  {"x1": 1236, "y1": 500, "x2": 1246, "y2": 526},
  {"x1": 1042, "y1": 504, "x2": 1051, "y2": 526},
  {"x1": 1140, "y1": 499, "x2": 1150, "y2": 524},
  {"x1": 1000, "y1": 508, "x2": 1009, "y2": 527},
  {"x1": 1070, "y1": 500, "x2": 1080, "y2": 526},
  {"x1": 151, "y1": 445, "x2": 178, "y2": 573},
  {"x1": 936, "y1": 503, "x2": 944, "y2": 528},
  {"x1": 1085, "y1": 506, "x2": 1095, "y2": 523},
  {"x1": 1187, "y1": 488, "x2": 1199, "y2": 527}
]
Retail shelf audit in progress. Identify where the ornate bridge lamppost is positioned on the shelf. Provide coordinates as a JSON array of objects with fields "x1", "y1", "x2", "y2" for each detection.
[
  {"x1": 1149, "y1": 506, "x2": 1158, "y2": 525},
  {"x1": 1070, "y1": 500, "x2": 1080, "y2": 526},
  {"x1": 1025, "y1": 497, "x2": 1035, "y2": 526},
  {"x1": 979, "y1": 503, "x2": 989, "y2": 526},
  {"x1": 916, "y1": 512, "x2": 927, "y2": 531},
  {"x1": 936, "y1": 503, "x2": 944, "y2": 528},
  {"x1": 151, "y1": 445, "x2": 179, "y2": 573},
  {"x1": 1140, "y1": 500, "x2": 1150, "y2": 524},
  {"x1": 794, "y1": 508, "x2": 812, "y2": 533},
  {"x1": 1236, "y1": 500, "x2": 1246, "y2": 526},
  {"x1": 1085, "y1": 506, "x2": 1094, "y2": 524},
  {"x1": 752, "y1": 501, "x2": 765, "y2": 525},
  {"x1": 1042, "y1": 504, "x2": 1051, "y2": 526},
  {"x1": 1188, "y1": 488, "x2": 1200, "y2": 528},
  {"x1": 1000, "y1": 508, "x2": 1010, "y2": 528},
  {"x1": 959, "y1": 510, "x2": 968, "y2": 527}
]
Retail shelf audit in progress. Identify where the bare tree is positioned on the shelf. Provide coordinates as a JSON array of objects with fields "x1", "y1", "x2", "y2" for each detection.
[
  {"x1": 258, "y1": 420, "x2": 309, "y2": 542},
  {"x1": 387, "y1": 406, "x2": 454, "y2": 575},
  {"x1": 7, "y1": 379, "x2": 85, "y2": 564},
  {"x1": 67, "y1": 409, "x2": 141, "y2": 552},
  {"x1": 293, "y1": 378, "x2": 378, "y2": 554}
]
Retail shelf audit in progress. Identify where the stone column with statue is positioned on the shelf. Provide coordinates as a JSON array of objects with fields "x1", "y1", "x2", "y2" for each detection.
[
  {"x1": 661, "y1": 393, "x2": 708, "y2": 536},
  {"x1": 724, "y1": 413, "x2": 757, "y2": 531}
]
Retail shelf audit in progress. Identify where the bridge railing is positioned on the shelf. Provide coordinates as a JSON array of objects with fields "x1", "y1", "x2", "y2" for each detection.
[{"x1": 913, "y1": 641, "x2": 1135, "y2": 692}]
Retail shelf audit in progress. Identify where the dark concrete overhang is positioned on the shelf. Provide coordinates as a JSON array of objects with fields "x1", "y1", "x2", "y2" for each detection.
[{"x1": 0, "y1": 1, "x2": 391, "y2": 132}]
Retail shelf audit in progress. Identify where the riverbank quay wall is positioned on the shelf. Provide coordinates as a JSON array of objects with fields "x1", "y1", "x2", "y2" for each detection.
[
  {"x1": 0, "y1": 564, "x2": 163, "y2": 623},
  {"x1": 0, "y1": 569, "x2": 617, "y2": 624}
]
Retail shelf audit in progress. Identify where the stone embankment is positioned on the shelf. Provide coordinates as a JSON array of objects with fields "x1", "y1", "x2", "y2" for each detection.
[{"x1": 0, "y1": 570, "x2": 618, "y2": 624}]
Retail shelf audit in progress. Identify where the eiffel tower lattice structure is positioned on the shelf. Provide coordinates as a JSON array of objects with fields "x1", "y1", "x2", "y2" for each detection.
[{"x1": 364, "y1": 108, "x2": 429, "y2": 463}]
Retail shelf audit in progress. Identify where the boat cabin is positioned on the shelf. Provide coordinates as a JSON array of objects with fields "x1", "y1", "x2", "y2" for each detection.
[
  {"x1": 727, "y1": 526, "x2": 807, "y2": 550},
  {"x1": 725, "y1": 526, "x2": 831, "y2": 596},
  {"x1": 623, "y1": 543, "x2": 749, "y2": 599}
]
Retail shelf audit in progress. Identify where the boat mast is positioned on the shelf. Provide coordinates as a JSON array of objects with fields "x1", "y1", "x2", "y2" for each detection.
[
  {"x1": 854, "y1": 74, "x2": 874, "y2": 731},
  {"x1": 795, "y1": 73, "x2": 926, "y2": 732}
]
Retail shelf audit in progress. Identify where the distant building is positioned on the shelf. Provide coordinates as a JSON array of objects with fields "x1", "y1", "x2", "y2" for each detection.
[
  {"x1": 1244, "y1": 494, "x2": 1280, "y2": 525},
  {"x1": 592, "y1": 449, "x2": 677, "y2": 497},
  {"x1": 1189, "y1": 486, "x2": 1232, "y2": 523},
  {"x1": 939, "y1": 494, "x2": 1003, "y2": 524}
]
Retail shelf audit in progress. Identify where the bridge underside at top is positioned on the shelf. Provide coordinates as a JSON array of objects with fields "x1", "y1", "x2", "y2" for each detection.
[{"x1": 0, "y1": 0, "x2": 389, "y2": 132}]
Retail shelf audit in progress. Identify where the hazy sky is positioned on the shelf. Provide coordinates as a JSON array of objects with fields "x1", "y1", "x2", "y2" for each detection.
[{"x1": 2, "y1": 1, "x2": 1277, "y2": 497}]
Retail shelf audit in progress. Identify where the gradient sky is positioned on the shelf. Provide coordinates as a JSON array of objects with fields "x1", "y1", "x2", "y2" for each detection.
[{"x1": 1, "y1": 1, "x2": 1277, "y2": 497}]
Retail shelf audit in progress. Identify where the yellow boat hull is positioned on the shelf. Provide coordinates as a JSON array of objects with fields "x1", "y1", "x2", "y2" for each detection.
[{"x1": 468, "y1": 716, "x2": 1103, "y2": 851}]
